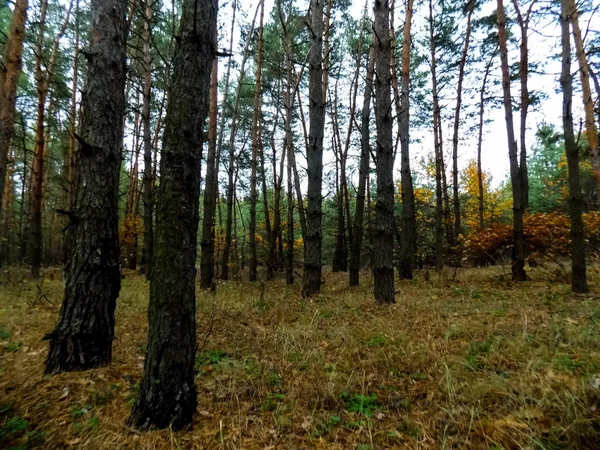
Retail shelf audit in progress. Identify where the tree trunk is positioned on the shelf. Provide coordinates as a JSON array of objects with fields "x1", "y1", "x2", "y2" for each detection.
[
  {"x1": 331, "y1": 86, "x2": 347, "y2": 273},
  {"x1": 278, "y1": 0, "x2": 296, "y2": 285},
  {"x1": 301, "y1": 0, "x2": 325, "y2": 298},
  {"x1": 569, "y1": 0, "x2": 600, "y2": 208},
  {"x1": 451, "y1": 2, "x2": 474, "y2": 241},
  {"x1": 248, "y1": 0, "x2": 265, "y2": 282},
  {"x1": 398, "y1": 0, "x2": 415, "y2": 280},
  {"x1": 511, "y1": 0, "x2": 534, "y2": 211},
  {"x1": 63, "y1": 0, "x2": 79, "y2": 263},
  {"x1": 497, "y1": 0, "x2": 526, "y2": 281},
  {"x1": 267, "y1": 101, "x2": 285, "y2": 280},
  {"x1": 27, "y1": 0, "x2": 72, "y2": 278},
  {"x1": 200, "y1": 55, "x2": 219, "y2": 289},
  {"x1": 349, "y1": 44, "x2": 375, "y2": 287},
  {"x1": 476, "y1": 49, "x2": 496, "y2": 230},
  {"x1": 127, "y1": 0, "x2": 216, "y2": 429},
  {"x1": 45, "y1": 0, "x2": 126, "y2": 374},
  {"x1": 1, "y1": 148, "x2": 14, "y2": 265},
  {"x1": 218, "y1": 0, "x2": 247, "y2": 281},
  {"x1": 141, "y1": 0, "x2": 154, "y2": 279},
  {"x1": 430, "y1": 0, "x2": 444, "y2": 272},
  {"x1": 560, "y1": 0, "x2": 587, "y2": 293},
  {"x1": 0, "y1": 0, "x2": 28, "y2": 240},
  {"x1": 373, "y1": 0, "x2": 395, "y2": 303},
  {"x1": 123, "y1": 99, "x2": 141, "y2": 270}
]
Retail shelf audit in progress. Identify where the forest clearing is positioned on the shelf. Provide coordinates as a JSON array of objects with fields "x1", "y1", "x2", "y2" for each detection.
[{"x1": 2, "y1": 266, "x2": 600, "y2": 449}]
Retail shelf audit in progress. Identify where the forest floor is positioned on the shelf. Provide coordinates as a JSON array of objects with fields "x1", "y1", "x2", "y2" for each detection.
[{"x1": 1, "y1": 265, "x2": 600, "y2": 449}]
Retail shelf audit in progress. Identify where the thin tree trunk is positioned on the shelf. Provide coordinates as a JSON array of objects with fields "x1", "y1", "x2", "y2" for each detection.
[
  {"x1": 259, "y1": 112, "x2": 273, "y2": 277},
  {"x1": 350, "y1": 42, "x2": 375, "y2": 287},
  {"x1": 123, "y1": 98, "x2": 141, "y2": 270},
  {"x1": 0, "y1": 0, "x2": 28, "y2": 233},
  {"x1": 373, "y1": 0, "x2": 395, "y2": 303},
  {"x1": 1, "y1": 148, "x2": 14, "y2": 265},
  {"x1": 301, "y1": 0, "x2": 325, "y2": 298},
  {"x1": 512, "y1": 0, "x2": 535, "y2": 211},
  {"x1": 27, "y1": 0, "x2": 72, "y2": 277},
  {"x1": 141, "y1": 0, "x2": 154, "y2": 278},
  {"x1": 128, "y1": 0, "x2": 216, "y2": 429},
  {"x1": 398, "y1": 0, "x2": 416, "y2": 280},
  {"x1": 200, "y1": 55, "x2": 219, "y2": 289},
  {"x1": 430, "y1": 0, "x2": 444, "y2": 271},
  {"x1": 45, "y1": 0, "x2": 126, "y2": 373},
  {"x1": 477, "y1": 49, "x2": 496, "y2": 230},
  {"x1": 63, "y1": 0, "x2": 79, "y2": 263},
  {"x1": 221, "y1": 2, "x2": 257, "y2": 280},
  {"x1": 569, "y1": 0, "x2": 600, "y2": 208},
  {"x1": 332, "y1": 86, "x2": 347, "y2": 272},
  {"x1": 497, "y1": 0, "x2": 526, "y2": 281},
  {"x1": 561, "y1": 0, "x2": 587, "y2": 293},
  {"x1": 249, "y1": 0, "x2": 265, "y2": 282},
  {"x1": 278, "y1": 0, "x2": 295, "y2": 284},
  {"x1": 451, "y1": 1, "x2": 474, "y2": 241}
]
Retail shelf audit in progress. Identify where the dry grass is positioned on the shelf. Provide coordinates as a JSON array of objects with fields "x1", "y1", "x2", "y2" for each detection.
[{"x1": 1, "y1": 265, "x2": 600, "y2": 449}]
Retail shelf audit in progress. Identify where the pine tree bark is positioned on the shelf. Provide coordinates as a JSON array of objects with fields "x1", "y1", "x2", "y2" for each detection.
[
  {"x1": 200, "y1": 55, "x2": 219, "y2": 289},
  {"x1": 45, "y1": 0, "x2": 126, "y2": 374},
  {"x1": 141, "y1": 0, "x2": 154, "y2": 279},
  {"x1": 0, "y1": 0, "x2": 28, "y2": 253},
  {"x1": 497, "y1": 0, "x2": 526, "y2": 281},
  {"x1": 248, "y1": 0, "x2": 265, "y2": 283},
  {"x1": 398, "y1": 0, "x2": 416, "y2": 280},
  {"x1": 568, "y1": 0, "x2": 600, "y2": 208},
  {"x1": 128, "y1": 0, "x2": 216, "y2": 429},
  {"x1": 301, "y1": 0, "x2": 325, "y2": 298},
  {"x1": 349, "y1": 44, "x2": 375, "y2": 287},
  {"x1": 372, "y1": 0, "x2": 395, "y2": 303},
  {"x1": 561, "y1": 0, "x2": 587, "y2": 293}
]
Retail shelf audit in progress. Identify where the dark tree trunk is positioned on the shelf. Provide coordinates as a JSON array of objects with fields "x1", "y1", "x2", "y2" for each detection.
[
  {"x1": 350, "y1": 44, "x2": 375, "y2": 287},
  {"x1": 45, "y1": 0, "x2": 126, "y2": 374},
  {"x1": 63, "y1": 0, "x2": 80, "y2": 263},
  {"x1": 249, "y1": 0, "x2": 265, "y2": 283},
  {"x1": 398, "y1": 0, "x2": 415, "y2": 280},
  {"x1": 0, "y1": 0, "x2": 28, "y2": 257},
  {"x1": 200, "y1": 56, "x2": 219, "y2": 289},
  {"x1": 497, "y1": 0, "x2": 526, "y2": 281},
  {"x1": 372, "y1": 0, "x2": 395, "y2": 304},
  {"x1": 511, "y1": 0, "x2": 532, "y2": 211},
  {"x1": 561, "y1": 0, "x2": 587, "y2": 293},
  {"x1": 430, "y1": 0, "x2": 444, "y2": 272},
  {"x1": 301, "y1": 0, "x2": 325, "y2": 298},
  {"x1": 141, "y1": 0, "x2": 154, "y2": 279},
  {"x1": 128, "y1": 0, "x2": 216, "y2": 430}
]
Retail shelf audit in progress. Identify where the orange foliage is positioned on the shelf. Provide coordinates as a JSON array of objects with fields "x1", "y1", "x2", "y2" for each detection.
[{"x1": 464, "y1": 212, "x2": 600, "y2": 263}]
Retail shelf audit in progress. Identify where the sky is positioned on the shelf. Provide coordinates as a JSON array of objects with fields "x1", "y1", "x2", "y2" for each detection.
[{"x1": 220, "y1": 0, "x2": 592, "y2": 190}]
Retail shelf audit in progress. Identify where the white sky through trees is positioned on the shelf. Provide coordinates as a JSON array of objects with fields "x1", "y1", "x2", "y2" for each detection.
[{"x1": 218, "y1": 0, "x2": 593, "y2": 190}]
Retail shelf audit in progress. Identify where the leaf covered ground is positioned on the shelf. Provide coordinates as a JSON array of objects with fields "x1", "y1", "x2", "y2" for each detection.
[{"x1": 1, "y1": 266, "x2": 600, "y2": 449}]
